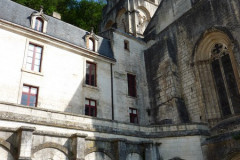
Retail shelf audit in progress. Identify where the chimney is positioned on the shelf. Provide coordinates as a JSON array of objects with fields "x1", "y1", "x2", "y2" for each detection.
[{"x1": 52, "y1": 12, "x2": 61, "y2": 20}]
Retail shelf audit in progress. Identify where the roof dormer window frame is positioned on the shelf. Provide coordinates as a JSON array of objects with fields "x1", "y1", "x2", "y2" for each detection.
[
  {"x1": 85, "y1": 28, "x2": 99, "y2": 52},
  {"x1": 30, "y1": 7, "x2": 48, "y2": 33}
]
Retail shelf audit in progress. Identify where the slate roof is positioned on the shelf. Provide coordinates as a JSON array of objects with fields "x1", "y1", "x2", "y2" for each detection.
[{"x1": 0, "y1": 0, "x2": 114, "y2": 60}]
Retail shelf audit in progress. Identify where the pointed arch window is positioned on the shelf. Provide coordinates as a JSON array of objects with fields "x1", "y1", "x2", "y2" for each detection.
[{"x1": 210, "y1": 43, "x2": 240, "y2": 117}]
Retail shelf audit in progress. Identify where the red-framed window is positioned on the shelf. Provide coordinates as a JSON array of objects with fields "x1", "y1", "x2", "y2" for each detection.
[
  {"x1": 34, "y1": 17, "x2": 43, "y2": 32},
  {"x1": 129, "y1": 108, "x2": 138, "y2": 123},
  {"x1": 21, "y1": 85, "x2": 38, "y2": 107},
  {"x1": 26, "y1": 44, "x2": 43, "y2": 72},
  {"x1": 85, "y1": 99, "x2": 97, "y2": 117},
  {"x1": 127, "y1": 73, "x2": 136, "y2": 97},
  {"x1": 86, "y1": 62, "x2": 97, "y2": 86}
]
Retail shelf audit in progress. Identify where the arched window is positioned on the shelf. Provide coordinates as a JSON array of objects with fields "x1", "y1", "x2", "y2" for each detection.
[
  {"x1": 210, "y1": 43, "x2": 240, "y2": 117},
  {"x1": 34, "y1": 17, "x2": 43, "y2": 32},
  {"x1": 194, "y1": 31, "x2": 240, "y2": 125},
  {"x1": 89, "y1": 38, "x2": 94, "y2": 51}
]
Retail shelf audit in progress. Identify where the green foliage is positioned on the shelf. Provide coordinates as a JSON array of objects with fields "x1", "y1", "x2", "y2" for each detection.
[{"x1": 13, "y1": 0, "x2": 106, "y2": 32}]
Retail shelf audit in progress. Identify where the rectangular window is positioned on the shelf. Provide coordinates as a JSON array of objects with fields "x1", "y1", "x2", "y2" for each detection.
[
  {"x1": 127, "y1": 73, "x2": 136, "y2": 97},
  {"x1": 124, "y1": 40, "x2": 129, "y2": 50},
  {"x1": 21, "y1": 85, "x2": 38, "y2": 107},
  {"x1": 26, "y1": 44, "x2": 43, "y2": 72},
  {"x1": 85, "y1": 99, "x2": 97, "y2": 117},
  {"x1": 129, "y1": 108, "x2": 138, "y2": 123},
  {"x1": 86, "y1": 62, "x2": 97, "y2": 86}
]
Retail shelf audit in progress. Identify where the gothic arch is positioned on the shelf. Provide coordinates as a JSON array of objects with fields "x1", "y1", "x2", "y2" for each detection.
[
  {"x1": 0, "y1": 138, "x2": 16, "y2": 159},
  {"x1": 105, "y1": 20, "x2": 114, "y2": 30},
  {"x1": 116, "y1": 8, "x2": 127, "y2": 32},
  {"x1": 32, "y1": 142, "x2": 71, "y2": 159},
  {"x1": 193, "y1": 28, "x2": 240, "y2": 126},
  {"x1": 136, "y1": 6, "x2": 151, "y2": 34},
  {"x1": 85, "y1": 147, "x2": 114, "y2": 160}
]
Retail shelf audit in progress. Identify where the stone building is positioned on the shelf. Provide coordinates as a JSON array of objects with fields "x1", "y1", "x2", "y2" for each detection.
[{"x1": 0, "y1": 0, "x2": 240, "y2": 159}]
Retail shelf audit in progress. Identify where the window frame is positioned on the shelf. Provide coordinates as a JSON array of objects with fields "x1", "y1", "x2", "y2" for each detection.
[
  {"x1": 26, "y1": 43, "x2": 43, "y2": 73},
  {"x1": 34, "y1": 17, "x2": 44, "y2": 32},
  {"x1": 85, "y1": 61, "x2": 97, "y2": 87},
  {"x1": 21, "y1": 85, "x2": 39, "y2": 107},
  {"x1": 88, "y1": 38, "x2": 95, "y2": 51},
  {"x1": 127, "y1": 73, "x2": 137, "y2": 97},
  {"x1": 85, "y1": 98, "x2": 97, "y2": 117},
  {"x1": 129, "y1": 108, "x2": 138, "y2": 124}
]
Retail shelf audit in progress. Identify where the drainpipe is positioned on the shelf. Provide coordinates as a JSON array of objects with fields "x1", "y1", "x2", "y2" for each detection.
[{"x1": 111, "y1": 63, "x2": 114, "y2": 120}]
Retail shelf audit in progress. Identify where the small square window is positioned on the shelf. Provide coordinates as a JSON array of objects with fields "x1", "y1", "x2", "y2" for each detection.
[
  {"x1": 124, "y1": 40, "x2": 129, "y2": 51},
  {"x1": 86, "y1": 62, "x2": 97, "y2": 86},
  {"x1": 21, "y1": 85, "x2": 38, "y2": 107},
  {"x1": 26, "y1": 44, "x2": 43, "y2": 72},
  {"x1": 127, "y1": 73, "x2": 136, "y2": 97},
  {"x1": 85, "y1": 99, "x2": 97, "y2": 117},
  {"x1": 129, "y1": 108, "x2": 138, "y2": 123}
]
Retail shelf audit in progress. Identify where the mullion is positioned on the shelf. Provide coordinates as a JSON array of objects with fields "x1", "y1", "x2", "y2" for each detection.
[{"x1": 31, "y1": 46, "x2": 37, "y2": 71}]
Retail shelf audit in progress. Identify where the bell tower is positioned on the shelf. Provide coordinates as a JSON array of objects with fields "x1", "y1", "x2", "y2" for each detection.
[{"x1": 100, "y1": 0, "x2": 161, "y2": 37}]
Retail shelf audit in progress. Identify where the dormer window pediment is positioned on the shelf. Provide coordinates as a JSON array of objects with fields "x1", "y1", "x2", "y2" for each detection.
[{"x1": 85, "y1": 28, "x2": 99, "y2": 52}]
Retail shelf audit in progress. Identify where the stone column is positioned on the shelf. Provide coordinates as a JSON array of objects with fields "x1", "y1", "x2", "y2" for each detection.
[
  {"x1": 17, "y1": 126, "x2": 36, "y2": 160},
  {"x1": 144, "y1": 142, "x2": 154, "y2": 160},
  {"x1": 71, "y1": 133, "x2": 87, "y2": 160},
  {"x1": 114, "y1": 139, "x2": 127, "y2": 160}
]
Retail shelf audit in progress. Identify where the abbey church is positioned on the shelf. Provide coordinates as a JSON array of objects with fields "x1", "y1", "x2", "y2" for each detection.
[{"x1": 0, "y1": 0, "x2": 240, "y2": 159}]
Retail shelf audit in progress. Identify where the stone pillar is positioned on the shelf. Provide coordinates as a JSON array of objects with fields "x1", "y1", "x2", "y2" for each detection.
[
  {"x1": 17, "y1": 126, "x2": 36, "y2": 160},
  {"x1": 144, "y1": 142, "x2": 154, "y2": 160},
  {"x1": 114, "y1": 139, "x2": 127, "y2": 160},
  {"x1": 71, "y1": 133, "x2": 87, "y2": 160}
]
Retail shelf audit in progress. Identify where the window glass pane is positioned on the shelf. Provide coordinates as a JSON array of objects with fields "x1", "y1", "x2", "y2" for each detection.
[
  {"x1": 90, "y1": 107, "x2": 95, "y2": 116},
  {"x1": 30, "y1": 88, "x2": 37, "y2": 94},
  {"x1": 90, "y1": 100, "x2": 95, "y2": 106},
  {"x1": 85, "y1": 99, "x2": 89, "y2": 105},
  {"x1": 27, "y1": 57, "x2": 33, "y2": 63},
  {"x1": 89, "y1": 39, "x2": 94, "y2": 51},
  {"x1": 21, "y1": 94, "x2": 28, "y2": 105},
  {"x1": 22, "y1": 86, "x2": 29, "y2": 92},
  {"x1": 133, "y1": 110, "x2": 137, "y2": 114},
  {"x1": 212, "y1": 59, "x2": 231, "y2": 116},
  {"x1": 222, "y1": 54, "x2": 240, "y2": 113},
  {"x1": 27, "y1": 50, "x2": 34, "y2": 57},
  {"x1": 34, "y1": 65, "x2": 40, "y2": 72},
  {"x1": 26, "y1": 63, "x2": 32, "y2": 70},
  {"x1": 85, "y1": 106, "x2": 89, "y2": 115},
  {"x1": 29, "y1": 95, "x2": 36, "y2": 106},
  {"x1": 36, "y1": 47, "x2": 42, "y2": 53},
  {"x1": 28, "y1": 44, "x2": 34, "y2": 51},
  {"x1": 35, "y1": 59, "x2": 41, "y2": 65},
  {"x1": 35, "y1": 52, "x2": 42, "y2": 59}
]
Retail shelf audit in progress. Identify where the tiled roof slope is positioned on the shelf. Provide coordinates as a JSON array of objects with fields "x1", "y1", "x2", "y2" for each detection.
[{"x1": 0, "y1": 0, "x2": 114, "y2": 60}]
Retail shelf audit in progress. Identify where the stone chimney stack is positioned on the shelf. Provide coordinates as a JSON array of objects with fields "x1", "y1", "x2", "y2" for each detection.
[{"x1": 52, "y1": 12, "x2": 61, "y2": 19}]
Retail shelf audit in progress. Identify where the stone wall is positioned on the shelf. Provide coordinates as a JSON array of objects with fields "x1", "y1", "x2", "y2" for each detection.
[
  {"x1": 0, "y1": 20, "x2": 113, "y2": 120},
  {"x1": 144, "y1": 0, "x2": 240, "y2": 126}
]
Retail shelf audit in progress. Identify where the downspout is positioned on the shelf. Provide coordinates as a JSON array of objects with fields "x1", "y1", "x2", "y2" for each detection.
[{"x1": 111, "y1": 63, "x2": 114, "y2": 120}]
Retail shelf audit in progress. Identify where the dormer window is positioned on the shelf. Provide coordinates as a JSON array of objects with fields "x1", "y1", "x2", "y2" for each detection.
[
  {"x1": 31, "y1": 6, "x2": 48, "y2": 33},
  {"x1": 34, "y1": 18, "x2": 43, "y2": 32},
  {"x1": 85, "y1": 28, "x2": 99, "y2": 52}
]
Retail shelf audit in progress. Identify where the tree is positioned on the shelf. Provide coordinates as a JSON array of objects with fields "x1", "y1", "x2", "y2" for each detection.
[{"x1": 12, "y1": 0, "x2": 106, "y2": 32}]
